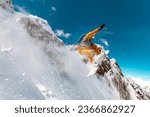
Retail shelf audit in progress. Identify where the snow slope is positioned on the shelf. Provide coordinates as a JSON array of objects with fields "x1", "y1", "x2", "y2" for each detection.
[
  {"x1": 0, "y1": 11, "x2": 120, "y2": 100},
  {"x1": 0, "y1": 10, "x2": 149, "y2": 100}
]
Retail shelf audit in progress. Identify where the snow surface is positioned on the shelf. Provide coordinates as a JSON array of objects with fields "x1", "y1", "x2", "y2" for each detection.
[
  {"x1": 130, "y1": 77, "x2": 150, "y2": 88},
  {"x1": 0, "y1": 11, "x2": 120, "y2": 100},
  {"x1": 129, "y1": 77, "x2": 150, "y2": 94}
]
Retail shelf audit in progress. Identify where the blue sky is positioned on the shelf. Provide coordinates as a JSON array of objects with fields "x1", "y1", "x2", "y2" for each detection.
[{"x1": 13, "y1": 0, "x2": 150, "y2": 79}]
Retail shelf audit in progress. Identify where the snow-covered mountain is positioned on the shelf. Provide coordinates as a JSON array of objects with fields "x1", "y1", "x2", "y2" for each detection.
[{"x1": 0, "y1": 10, "x2": 150, "y2": 100}]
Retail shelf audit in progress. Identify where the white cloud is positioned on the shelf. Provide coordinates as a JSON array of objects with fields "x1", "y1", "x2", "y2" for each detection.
[
  {"x1": 55, "y1": 29, "x2": 71, "y2": 39},
  {"x1": 50, "y1": 6, "x2": 57, "y2": 11},
  {"x1": 100, "y1": 39, "x2": 109, "y2": 47},
  {"x1": 128, "y1": 76, "x2": 150, "y2": 88}
]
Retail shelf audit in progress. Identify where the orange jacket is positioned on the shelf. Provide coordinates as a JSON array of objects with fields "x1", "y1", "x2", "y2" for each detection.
[{"x1": 77, "y1": 44, "x2": 101, "y2": 62}]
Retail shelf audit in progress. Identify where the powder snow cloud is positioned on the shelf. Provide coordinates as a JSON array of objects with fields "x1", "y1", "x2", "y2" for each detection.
[
  {"x1": 100, "y1": 39, "x2": 109, "y2": 47},
  {"x1": 55, "y1": 29, "x2": 71, "y2": 39}
]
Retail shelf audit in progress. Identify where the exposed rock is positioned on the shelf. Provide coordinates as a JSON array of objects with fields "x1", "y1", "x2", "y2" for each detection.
[
  {"x1": 96, "y1": 57, "x2": 111, "y2": 76},
  {"x1": 95, "y1": 56, "x2": 150, "y2": 100},
  {"x1": 110, "y1": 59, "x2": 130, "y2": 99},
  {"x1": 127, "y1": 78, "x2": 150, "y2": 100},
  {"x1": 20, "y1": 16, "x2": 64, "y2": 46}
]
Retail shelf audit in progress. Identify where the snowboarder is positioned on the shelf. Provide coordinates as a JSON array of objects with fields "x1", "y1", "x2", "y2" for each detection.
[
  {"x1": 77, "y1": 24, "x2": 105, "y2": 63},
  {"x1": 0, "y1": 0, "x2": 13, "y2": 11}
]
